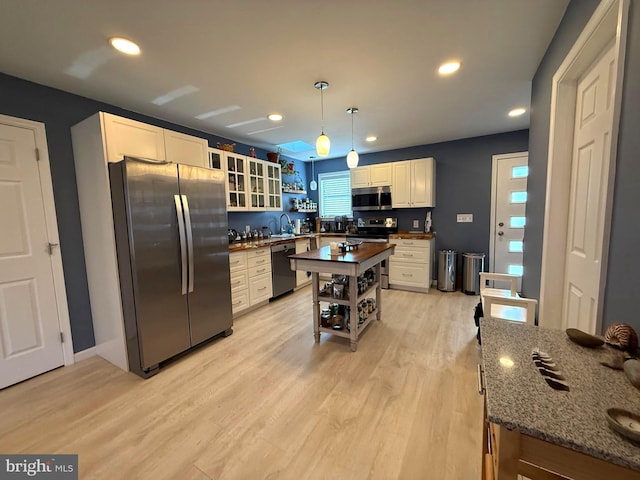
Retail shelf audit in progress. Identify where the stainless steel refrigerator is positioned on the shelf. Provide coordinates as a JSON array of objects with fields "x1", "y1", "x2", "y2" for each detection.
[{"x1": 109, "y1": 157, "x2": 233, "y2": 378}]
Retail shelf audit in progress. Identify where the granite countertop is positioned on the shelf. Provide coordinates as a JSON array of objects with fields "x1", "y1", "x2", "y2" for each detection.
[
  {"x1": 228, "y1": 234, "x2": 315, "y2": 252},
  {"x1": 480, "y1": 317, "x2": 640, "y2": 471},
  {"x1": 389, "y1": 231, "x2": 435, "y2": 240}
]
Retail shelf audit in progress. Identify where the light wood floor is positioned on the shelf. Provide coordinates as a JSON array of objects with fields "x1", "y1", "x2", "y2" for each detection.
[{"x1": 0, "y1": 288, "x2": 483, "y2": 479}]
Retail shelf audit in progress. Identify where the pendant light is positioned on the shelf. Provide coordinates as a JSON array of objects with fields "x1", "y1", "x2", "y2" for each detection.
[
  {"x1": 346, "y1": 107, "x2": 359, "y2": 168},
  {"x1": 309, "y1": 156, "x2": 317, "y2": 191},
  {"x1": 314, "y1": 81, "x2": 330, "y2": 157}
]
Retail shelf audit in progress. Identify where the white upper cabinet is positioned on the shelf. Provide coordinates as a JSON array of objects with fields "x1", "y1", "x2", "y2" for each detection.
[
  {"x1": 102, "y1": 113, "x2": 166, "y2": 163},
  {"x1": 224, "y1": 153, "x2": 249, "y2": 211},
  {"x1": 208, "y1": 147, "x2": 225, "y2": 170},
  {"x1": 392, "y1": 157, "x2": 435, "y2": 208},
  {"x1": 350, "y1": 164, "x2": 392, "y2": 188},
  {"x1": 101, "y1": 112, "x2": 207, "y2": 167},
  {"x1": 266, "y1": 162, "x2": 282, "y2": 211},
  {"x1": 163, "y1": 130, "x2": 208, "y2": 167},
  {"x1": 248, "y1": 158, "x2": 267, "y2": 210}
]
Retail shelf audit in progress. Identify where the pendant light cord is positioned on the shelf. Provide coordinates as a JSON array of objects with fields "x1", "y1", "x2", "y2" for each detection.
[
  {"x1": 320, "y1": 87, "x2": 325, "y2": 132},
  {"x1": 351, "y1": 111, "x2": 354, "y2": 150}
]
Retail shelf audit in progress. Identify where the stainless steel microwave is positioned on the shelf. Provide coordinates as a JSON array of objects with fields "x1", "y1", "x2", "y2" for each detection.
[{"x1": 351, "y1": 186, "x2": 392, "y2": 211}]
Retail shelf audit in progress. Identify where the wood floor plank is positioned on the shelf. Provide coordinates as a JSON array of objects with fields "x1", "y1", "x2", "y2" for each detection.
[{"x1": 0, "y1": 288, "x2": 482, "y2": 479}]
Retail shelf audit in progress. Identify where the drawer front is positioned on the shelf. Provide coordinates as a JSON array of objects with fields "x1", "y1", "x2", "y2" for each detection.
[
  {"x1": 390, "y1": 238, "x2": 429, "y2": 250},
  {"x1": 391, "y1": 247, "x2": 429, "y2": 263},
  {"x1": 230, "y1": 270, "x2": 248, "y2": 292},
  {"x1": 247, "y1": 254, "x2": 271, "y2": 269},
  {"x1": 389, "y1": 262, "x2": 429, "y2": 287},
  {"x1": 229, "y1": 251, "x2": 247, "y2": 273},
  {"x1": 231, "y1": 289, "x2": 249, "y2": 313},
  {"x1": 246, "y1": 247, "x2": 271, "y2": 260},
  {"x1": 249, "y1": 263, "x2": 271, "y2": 278},
  {"x1": 249, "y1": 272, "x2": 272, "y2": 304}
]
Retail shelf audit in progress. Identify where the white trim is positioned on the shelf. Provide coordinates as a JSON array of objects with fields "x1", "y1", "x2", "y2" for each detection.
[
  {"x1": 0, "y1": 113, "x2": 75, "y2": 366},
  {"x1": 539, "y1": 0, "x2": 629, "y2": 330},
  {"x1": 73, "y1": 346, "x2": 97, "y2": 363},
  {"x1": 489, "y1": 151, "x2": 528, "y2": 275}
]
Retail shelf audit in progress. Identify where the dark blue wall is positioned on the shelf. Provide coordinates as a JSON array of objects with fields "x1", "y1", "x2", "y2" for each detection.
[
  {"x1": 306, "y1": 130, "x2": 529, "y2": 269},
  {"x1": 524, "y1": 0, "x2": 640, "y2": 333},
  {"x1": 0, "y1": 72, "x2": 279, "y2": 352}
]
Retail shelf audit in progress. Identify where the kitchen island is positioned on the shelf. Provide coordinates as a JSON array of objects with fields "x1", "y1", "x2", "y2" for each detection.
[
  {"x1": 480, "y1": 317, "x2": 640, "y2": 480},
  {"x1": 289, "y1": 242, "x2": 395, "y2": 351}
]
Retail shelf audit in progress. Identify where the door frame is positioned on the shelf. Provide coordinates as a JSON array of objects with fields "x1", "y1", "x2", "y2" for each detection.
[
  {"x1": 538, "y1": 0, "x2": 629, "y2": 330},
  {"x1": 489, "y1": 151, "x2": 528, "y2": 275},
  {"x1": 0, "y1": 113, "x2": 74, "y2": 366}
]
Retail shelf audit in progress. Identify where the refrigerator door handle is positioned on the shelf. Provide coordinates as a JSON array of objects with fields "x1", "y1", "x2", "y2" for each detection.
[
  {"x1": 174, "y1": 194, "x2": 188, "y2": 295},
  {"x1": 182, "y1": 194, "x2": 195, "y2": 293}
]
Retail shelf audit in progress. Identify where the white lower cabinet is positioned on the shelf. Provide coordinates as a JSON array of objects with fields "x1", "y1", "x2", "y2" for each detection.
[
  {"x1": 229, "y1": 247, "x2": 273, "y2": 317},
  {"x1": 295, "y1": 238, "x2": 311, "y2": 287},
  {"x1": 389, "y1": 238, "x2": 434, "y2": 292}
]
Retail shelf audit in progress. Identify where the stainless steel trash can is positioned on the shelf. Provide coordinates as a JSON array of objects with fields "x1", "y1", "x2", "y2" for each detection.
[
  {"x1": 438, "y1": 250, "x2": 457, "y2": 292},
  {"x1": 462, "y1": 253, "x2": 485, "y2": 295}
]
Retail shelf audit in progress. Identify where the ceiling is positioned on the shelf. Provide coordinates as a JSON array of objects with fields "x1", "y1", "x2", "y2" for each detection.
[{"x1": 0, "y1": 0, "x2": 569, "y2": 161}]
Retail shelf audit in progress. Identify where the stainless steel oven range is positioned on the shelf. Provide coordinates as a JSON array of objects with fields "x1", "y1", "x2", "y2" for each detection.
[{"x1": 347, "y1": 217, "x2": 397, "y2": 288}]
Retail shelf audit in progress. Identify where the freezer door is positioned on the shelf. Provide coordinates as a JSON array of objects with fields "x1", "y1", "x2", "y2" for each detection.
[
  {"x1": 178, "y1": 164, "x2": 233, "y2": 344},
  {"x1": 123, "y1": 160, "x2": 191, "y2": 368}
]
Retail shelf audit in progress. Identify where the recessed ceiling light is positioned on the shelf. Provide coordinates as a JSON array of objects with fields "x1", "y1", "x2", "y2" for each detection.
[
  {"x1": 438, "y1": 61, "x2": 460, "y2": 75},
  {"x1": 109, "y1": 37, "x2": 141, "y2": 55},
  {"x1": 366, "y1": 136, "x2": 377, "y2": 142},
  {"x1": 509, "y1": 108, "x2": 527, "y2": 117},
  {"x1": 268, "y1": 113, "x2": 283, "y2": 121}
]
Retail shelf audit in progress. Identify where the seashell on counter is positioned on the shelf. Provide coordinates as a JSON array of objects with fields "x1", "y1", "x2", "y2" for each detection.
[{"x1": 604, "y1": 323, "x2": 639, "y2": 352}]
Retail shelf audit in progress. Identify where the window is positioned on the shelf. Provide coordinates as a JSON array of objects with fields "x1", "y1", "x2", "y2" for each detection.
[
  {"x1": 318, "y1": 171, "x2": 352, "y2": 217},
  {"x1": 510, "y1": 216, "x2": 526, "y2": 228},
  {"x1": 510, "y1": 191, "x2": 527, "y2": 203},
  {"x1": 508, "y1": 264, "x2": 524, "y2": 276},
  {"x1": 512, "y1": 166, "x2": 529, "y2": 178}
]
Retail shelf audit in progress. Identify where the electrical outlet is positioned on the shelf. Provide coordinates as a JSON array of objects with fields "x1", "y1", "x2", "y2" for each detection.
[
  {"x1": 457, "y1": 214, "x2": 473, "y2": 223},
  {"x1": 412, "y1": 219, "x2": 419, "y2": 229}
]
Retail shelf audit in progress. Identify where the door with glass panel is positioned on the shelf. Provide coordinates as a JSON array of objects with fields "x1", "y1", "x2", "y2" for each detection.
[{"x1": 490, "y1": 152, "x2": 528, "y2": 291}]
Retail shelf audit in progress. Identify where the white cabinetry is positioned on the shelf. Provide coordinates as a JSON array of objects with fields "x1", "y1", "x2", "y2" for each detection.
[
  {"x1": 266, "y1": 162, "x2": 282, "y2": 211},
  {"x1": 224, "y1": 153, "x2": 282, "y2": 212},
  {"x1": 350, "y1": 164, "x2": 392, "y2": 188},
  {"x1": 229, "y1": 247, "x2": 272, "y2": 317},
  {"x1": 392, "y1": 157, "x2": 435, "y2": 208},
  {"x1": 208, "y1": 147, "x2": 225, "y2": 170},
  {"x1": 389, "y1": 238, "x2": 434, "y2": 292},
  {"x1": 101, "y1": 112, "x2": 207, "y2": 167},
  {"x1": 248, "y1": 158, "x2": 267, "y2": 210},
  {"x1": 295, "y1": 238, "x2": 311, "y2": 287},
  {"x1": 224, "y1": 153, "x2": 248, "y2": 211}
]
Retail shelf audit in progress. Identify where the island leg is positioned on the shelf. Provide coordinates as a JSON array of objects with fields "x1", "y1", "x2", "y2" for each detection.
[
  {"x1": 376, "y1": 262, "x2": 382, "y2": 321},
  {"x1": 312, "y1": 272, "x2": 320, "y2": 343},
  {"x1": 349, "y1": 273, "x2": 358, "y2": 352}
]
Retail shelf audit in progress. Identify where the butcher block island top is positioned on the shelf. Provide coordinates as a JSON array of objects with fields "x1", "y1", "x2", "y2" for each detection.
[{"x1": 289, "y1": 243, "x2": 395, "y2": 351}]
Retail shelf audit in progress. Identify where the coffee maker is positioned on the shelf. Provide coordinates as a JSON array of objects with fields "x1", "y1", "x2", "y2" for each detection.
[{"x1": 335, "y1": 216, "x2": 345, "y2": 233}]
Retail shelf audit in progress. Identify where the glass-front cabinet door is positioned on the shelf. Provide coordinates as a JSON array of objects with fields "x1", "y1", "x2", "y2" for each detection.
[
  {"x1": 225, "y1": 153, "x2": 247, "y2": 211},
  {"x1": 248, "y1": 159, "x2": 266, "y2": 210},
  {"x1": 208, "y1": 147, "x2": 224, "y2": 170},
  {"x1": 266, "y1": 162, "x2": 282, "y2": 211}
]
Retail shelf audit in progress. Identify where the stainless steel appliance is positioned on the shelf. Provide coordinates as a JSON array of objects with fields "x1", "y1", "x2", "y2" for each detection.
[
  {"x1": 351, "y1": 186, "x2": 392, "y2": 211},
  {"x1": 110, "y1": 157, "x2": 233, "y2": 378},
  {"x1": 347, "y1": 217, "x2": 398, "y2": 288},
  {"x1": 271, "y1": 242, "x2": 296, "y2": 297}
]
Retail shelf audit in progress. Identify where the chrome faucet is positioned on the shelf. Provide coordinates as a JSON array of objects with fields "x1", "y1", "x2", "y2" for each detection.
[{"x1": 279, "y1": 213, "x2": 292, "y2": 234}]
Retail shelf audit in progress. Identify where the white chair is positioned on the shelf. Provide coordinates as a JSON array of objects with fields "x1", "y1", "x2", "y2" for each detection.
[{"x1": 479, "y1": 272, "x2": 537, "y2": 325}]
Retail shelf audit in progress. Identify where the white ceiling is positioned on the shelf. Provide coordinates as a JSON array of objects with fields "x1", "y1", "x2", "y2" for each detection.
[{"x1": 0, "y1": 0, "x2": 569, "y2": 161}]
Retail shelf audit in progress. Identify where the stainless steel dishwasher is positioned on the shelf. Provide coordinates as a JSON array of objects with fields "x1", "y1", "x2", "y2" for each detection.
[{"x1": 271, "y1": 242, "x2": 296, "y2": 298}]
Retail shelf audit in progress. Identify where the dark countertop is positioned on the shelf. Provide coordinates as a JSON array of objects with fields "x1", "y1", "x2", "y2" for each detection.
[
  {"x1": 290, "y1": 242, "x2": 395, "y2": 264},
  {"x1": 389, "y1": 231, "x2": 435, "y2": 240},
  {"x1": 228, "y1": 233, "x2": 351, "y2": 253},
  {"x1": 480, "y1": 317, "x2": 640, "y2": 471}
]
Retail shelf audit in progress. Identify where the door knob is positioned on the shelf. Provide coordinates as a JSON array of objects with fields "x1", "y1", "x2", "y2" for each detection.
[
  {"x1": 498, "y1": 222, "x2": 504, "y2": 227},
  {"x1": 498, "y1": 231, "x2": 504, "y2": 236}
]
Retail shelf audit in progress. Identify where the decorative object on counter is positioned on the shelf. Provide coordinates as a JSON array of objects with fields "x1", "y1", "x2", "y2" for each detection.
[
  {"x1": 600, "y1": 350, "x2": 626, "y2": 370},
  {"x1": 314, "y1": 81, "x2": 330, "y2": 157},
  {"x1": 566, "y1": 328, "x2": 605, "y2": 348},
  {"x1": 227, "y1": 228, "x2": 238, "y2": 244},
  {"x1": 261, "y1": 226, "x2": 271, "y2": 239},
  {"x1": 309, "y1": 155, "x2": 317, "y2": 191},
  {"x1": 624, "y1": 358, "x2": 640, "y2": 389},
  {"x1": 217, "y1": 142, "x2": 235, "y2": 152},
  {"x1": 604, "y1": 323, "x2": 639, "y2": 352},
  {"x1": 606, "y1": 408, "x2": 640, "y2": 443},
  {"x1": 346, "y1": 107, "x2": 359, "y2": 168},
  {"x1": 339, "y1": 240, "x2": 362, "y2": 253},
  {"x1": 532, "y1": 350, "x2": 570, "y2": 391}
]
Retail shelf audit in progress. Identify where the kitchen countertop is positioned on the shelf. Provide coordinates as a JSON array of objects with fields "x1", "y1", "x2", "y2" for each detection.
[
  {"x1": 389, "y1": 231, "x2": 435, "y2": 240},
  {"x1": 480, "y1": 317, "x2": 640, "y2": 471}
]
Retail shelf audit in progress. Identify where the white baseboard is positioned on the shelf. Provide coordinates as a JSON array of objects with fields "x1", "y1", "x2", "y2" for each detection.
[{"x1": 74, "y1": 346, "x2": 97, "y2": 363}]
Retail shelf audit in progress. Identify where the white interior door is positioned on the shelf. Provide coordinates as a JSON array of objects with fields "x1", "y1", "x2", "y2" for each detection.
[
  {"x1": 562, "y1": 44, "x2": 616, "y2": 334},
  {"x1": 0, "y1": 122, "x2": 65, "y2": 389},
  {"x1": 490, "y1": 152, "x2": 528, "y2": 291}
]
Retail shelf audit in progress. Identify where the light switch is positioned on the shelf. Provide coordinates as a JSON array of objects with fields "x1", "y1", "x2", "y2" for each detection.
[{"x1": 457, "y1": 214, "x2": 473, "y2": 223}]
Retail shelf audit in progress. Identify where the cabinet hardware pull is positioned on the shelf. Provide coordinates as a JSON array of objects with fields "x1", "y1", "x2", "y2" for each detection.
[
  {"x1": 402, "y1": 253, "x2": 413, "y2": 257},
  {"x1": 231, "y1": 281, "x2": 240, "y2": 286},
  {"x1": 258, "y1": 286, "x2": 267, "y2": 291},
  {"x1": 477, "y1": 364, "x2": 485, "y2": 395},
  {"x1": 402, "y1": 273, "x2": 412, "y2": 277},
  {"x1": 257, "y1": 268, "x2": 265, "y2": 273},
  {"x1": 233, "y1": 300, "x2": 241, "y2": 306}
]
